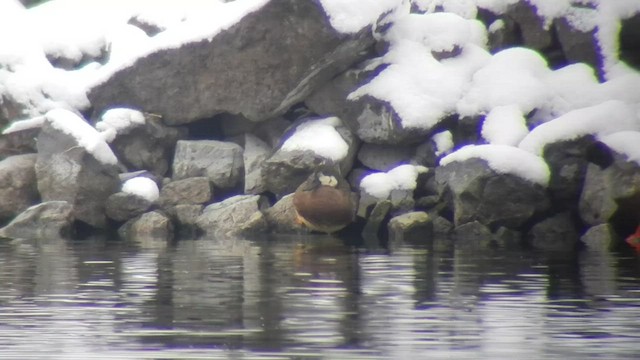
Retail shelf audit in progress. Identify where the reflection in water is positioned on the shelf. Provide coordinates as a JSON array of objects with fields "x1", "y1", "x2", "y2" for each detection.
[{"x1": 0, "y1": 235, "x2": 639, "y2": 359}]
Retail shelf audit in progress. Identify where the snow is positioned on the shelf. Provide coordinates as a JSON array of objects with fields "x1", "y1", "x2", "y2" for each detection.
[
  {"x1": 481, "y1": 105, "x2": 529, "y2": 146},
  {"x1": 360, "y1": 164, "x2": 428, "y2": 200},
  {"x1": 433, "y1": 131, "x2": 454, "y2": 156},
  {"x1": 519, "y1": 100, "x2": 640, "y2": 155},
  {"x1": 280, "y1": 117, "x2": 349, "y2": 162},
  {"x1": 44, "y1": 109, "x2": 119, "y2": 166},
  {"x1": 440, "y1": 144, "x2": 550, "y2": 185},
  {"x1": 95, "y1": 108, "x2": 146, "y2": 142},
  {"x1": 318, "y1": 0, "x2": 404, "y2": 34},
  {"x1": 122, "y1": 177, "x2": 159, "y2": 203},
  {"x1": 599, "y1": 131, "x2": 640, "y2": 166}
]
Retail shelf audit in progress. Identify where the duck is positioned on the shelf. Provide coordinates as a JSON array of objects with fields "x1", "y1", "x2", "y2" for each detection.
[{"x1": 292, "y1": 166, "x2": 356, "y2": 234}]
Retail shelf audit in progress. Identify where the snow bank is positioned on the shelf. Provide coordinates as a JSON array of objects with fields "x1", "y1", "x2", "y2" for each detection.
[
  {"x1": 122, "y1": 177, "x2": 159, "y2": 202},
  {"x1": 440, "y1": 144, "x2": 550, "y2": 186},
  {"x1": 360, "y1": 164, "x2": 428, "y2": 199},
  {"x1": 280, "y1": 117, "x2": 349, "y2": 162},
  {"x1": 95, "y1": 108, "x2": 146, "y2": 142},
  {"x1": 45, "y1": 109, "x2": 119, "y2": 166},
  {"x1": 481, "y1": 105, "x2": 529, "y2": 146},
  {"x1": 519, "y1": 100, "x2": 640, "y2": 155},
  {"x1": 319, "y1": 0, "x2": 403, "y2": 34}
]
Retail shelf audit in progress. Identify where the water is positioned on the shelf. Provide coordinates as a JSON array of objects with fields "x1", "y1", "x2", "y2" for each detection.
[{"x1": 1, "y1": 235, "x2": 639, "y2": 359}]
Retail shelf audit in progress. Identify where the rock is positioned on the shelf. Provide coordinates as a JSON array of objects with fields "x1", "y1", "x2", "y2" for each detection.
[
  {"x1": 435, "y1": 158, "x2": 550, "y2": 229},
  {"x1": 453, "y1": 220, "x2": 493, "y2": 245},
  {"x1": 88, "y1": 0, "x2": 374, "y2": 124},
  {"x1": 0, "y1": 201, "x2": 73, "y2": 240},
  {"x1": 555, "y1": 15, "x2": 602, "y2": 79},
  {"x1": 493, "y1": 227, "x2": 522, "y2": 248},
  {"x1": 619, "y1": 13, "x2": 640, "y2": 72},
  {"x1": 505, "y1": 1, "x2": 553, "y2": 51},
  {"x1": 172, "y1": 140, "x2": 243, "y2": 190},
  {"x1": 357, "y1": 143, "x2": 415, "y2": 171},
  {"x1": 171, "y1": 204, "x2": 203, "y2": 238},
  {"x1": 0, "y1": 128, "x2": 38, "y2": 160},
  {"x1": 263, "y1": 194, "x2": 309, "y2": 234},
  {"x1": 579, "y1": 152, "x2": 640, "y2": 227},
  {"x1": 243, "y1": 134, "x2": 271, "y2": 195},
  {"x1": 35, "y1": 121, "x2": 119, "y2": 228},
  {"x1": 105, "y1": 192, "x2": 153, "y2": 222},
  {"x1": 543, "y1": 136, "x2": 594, "y2": 211},
  {"x1": 159, "y1": 177, "x2": 212, "y2": 207},
  {"x1": 432, "y1": 215, "x2": 454, "y2": 238},
  {"x1": 108, "y1": 115, "x2": 187, "y2": 177},
  {"x1": 196, "y1": 195, "x2": 268, "y2": 238},
  {"x1": 527, "y1": 212, "x2": 580, "y2": 251},
  {"x1": 581, "y1": 223, "x2": 618, "y2": 252},
  {"x1": 487, "y1": 17, "x2": 521, "y2": 53},
  {"x1": 388, "y1": 211, "x2": 433, "y2": 246},
  {"x1": 0, "y1": 154, "x2": 39, "y2": 222},
  {"x1": 262, "y1": 150, "x2": 326, "y2": 198},
  {"x1": 361, "y1": 200, "x2": 392, "y2": 240},
  {"x1": 118, "y1": 210, "x2": 174, "y2": 242}
]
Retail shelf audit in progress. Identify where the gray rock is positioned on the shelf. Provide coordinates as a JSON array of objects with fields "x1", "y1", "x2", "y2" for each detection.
[
  {"x1": 105, "y1": 192, "x2": 153, "y2": 222},
  {"x1": 493, "y1": 227, "x2": 522, "y2": 248},
  {"x1": 362, "y1": 200, "x2": 392, "y2": 241},
  {"x1": 487, "y1": 17, "x2": 520, "y2": 53},
  {"x1": 579, "y1": 153, "x2": 640, "y2": 226},
  {"x1": 0, "y1": 154, "x2": 39, "y2": 221},
  {"x1": 505, "y1": 1, "x2": 553, "y2": 51},
  {"x1": 262, "y1": 150, "x2": 326, "y2": 198},
  {"x1": 0, "y1": 128, "x2": 38, "y2": 160},
  {"x1": 357, "y1": 143, "x2": 415, "y2": 171},
  {"x1": 172, "y1": 140, "x2": 243, "y2": 190},
  {"x1": 453, "y1": 221, "x2": 493, "y2": 245},
  {"x1": 527, "y1": 212, "x2": 579, "y2": 251},
  {"x1": 35, "y1": 121, "x2": 119, "y2": 228},
  {"x1": 0, "y1": 201, "x2": 73, "y2": 240},
  {"x1": 172, "y1": 204, "x2": 203, "y2": 237},
  {"x1": 542, "y1": 136, "x2": 593, "y2": 211},
  {"x1": 436, "y1": 158, "x2": 550, "y2": 229},
  {"x1": 118, "y1": 210, "x2": 174, "y2": 242},
  {"x1": 243, "y1": 134, "x2": 271, "y2": 195},
  {"x1": 263, "y1": 194, "x2": 309, "y2": 234},
  {"x1": 88, "y1": 0, "x2": 374, "y2": 124},
  {"x1": 159, "y1": 177, "x2": 212, "y2": 207},
  {"x1": 581, "y1": 223, "x2": 618, "y2": 252},
  {"x1": 555, "y1": 15, "x2": 602, "y2": 79},
  {"x1": 388, "y1": 211, "x2": 433, "y2": 246},
  {"x1": 432, "y1": 215, "x2": 454, "y2": 238},
  {"x1": 197, "y1": 195, "x2": 268, "y2": 238},
  {"x1": 108, "y1": 115, "x2": 187, "y2": 177}
]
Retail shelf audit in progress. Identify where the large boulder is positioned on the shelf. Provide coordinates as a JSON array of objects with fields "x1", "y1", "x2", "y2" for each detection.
[
  {"x1": 35, "y1": 116, "x2": 120, "y2": 228},
  {"x1": 196, "y1": 195, "x2": 268, "y2": 238},
  {"x1": 0, "y1": 153, "x2": 39, "y2": 222},
  {"x1": 526, "y1": 212, "x2": 580, "y2": 251},
  {"x1": 159, "y1": 177, "x2": 212, "y2": 207},
  {"x1": 0, "y1": 201, "x2": 74, "y2": 240},
  {"x1": 105, "y1": 192, "x2": 153, "y2": 222},
  {"x1": 172, "y1": 140, "x2": 243, "y2": 191},
  {"x1": 435, "y1": 158, "x2": 550, "y2": 229},
  {"x1": 118, "y1": 210, "x2": 174, "y2": 242},
  {"x1": 87, "y1": 0, "x2": 375, "y2": 124}
]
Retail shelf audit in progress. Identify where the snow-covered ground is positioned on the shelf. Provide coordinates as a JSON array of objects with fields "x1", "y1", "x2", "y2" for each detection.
[{"x1": 1, "y1": 0, "x2": 640, "y2": 196}]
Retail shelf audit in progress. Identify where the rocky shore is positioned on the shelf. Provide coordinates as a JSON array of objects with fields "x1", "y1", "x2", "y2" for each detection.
[{"x1": 1, "y1": 0, "x2": 640, "y2": 252}]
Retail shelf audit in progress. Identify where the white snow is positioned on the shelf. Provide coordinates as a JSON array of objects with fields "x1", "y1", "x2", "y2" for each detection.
[
  {"x1": 2, "y1": 115, "x2": 45, "y2": 134},
  {"x1": 481, "y1": 105, "x2": 529, "y2": 146},
  {"x1": 318, "y1": 0, "x2": 404, "y2": 34},
  {"x1": 122, "y1": 177, "x2": 159, "y2": 203},
  {"x1": 95, "y1": 108, "x2": 146, "y2": 142},
  {"x1": 360, "y1": 164, "x2": 429, "y2": 200},
  {"x1": 433, "y1": 130, "x2": 454, "y2": 156},
  {"x1": 519, "y1": 100, "x2": 640, "y2": 155},
  {"x1": 440, "y1": 144, "x2": 550, "y2": 185},
  {"x1": 280, "y1": 117, "x2": 349, "y2": 162},
  {"x1": 44, "y1": 108, "x2": 119, "y2": 166},
  {"x1": 599, "y1": 131, "x2": 640, "y2": 166}
]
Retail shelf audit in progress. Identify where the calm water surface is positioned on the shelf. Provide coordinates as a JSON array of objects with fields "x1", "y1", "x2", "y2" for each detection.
[{"x1": 1, "y1": 235, "x2": 639, "y2": 359}]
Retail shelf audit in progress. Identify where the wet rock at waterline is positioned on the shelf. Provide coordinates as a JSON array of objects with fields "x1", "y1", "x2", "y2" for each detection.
[
  {"x1": 118, "y1": 210, "x2": 174, "y2": 242},
  {"x1": 0, "y1": 154, "x2": 39, "y2": 222},
  {"x1": 527, "y1": 212, "x2": 580, "y2": 251},
  {"x1": 88, "y1": 0, "x2": 375, "y2": 124},
  {"x1": 196, "y1": 195, "x2": 269, "y2": 239},
  {"x1": 388, "y1": 211, "x2": 433, "y2": 247},
  {"x1": 263, "y1": 194, "x2": 310, "y2": 234},
  {"x1": 0, "y1": 201, "x2": 73, "y2": 240}
]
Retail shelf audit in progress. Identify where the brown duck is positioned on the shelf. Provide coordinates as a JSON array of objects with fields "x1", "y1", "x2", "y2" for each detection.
[{"x1": 293, "y1": 168, "x2": 356, "y2": 234}]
